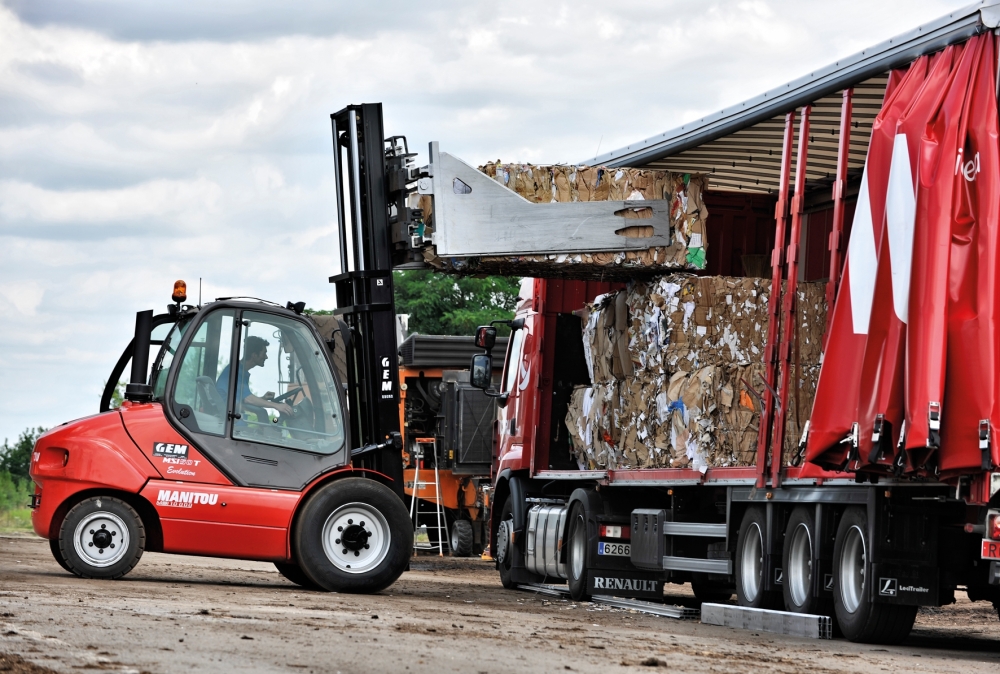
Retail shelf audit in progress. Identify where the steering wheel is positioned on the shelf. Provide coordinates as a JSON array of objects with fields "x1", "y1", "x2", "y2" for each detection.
[{"x1": 271, "y1": 386, "x2": 303, "y2": 404}]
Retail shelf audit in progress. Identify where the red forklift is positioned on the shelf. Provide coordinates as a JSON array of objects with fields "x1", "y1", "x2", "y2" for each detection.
[{"x1": 29, "y1": 104, "x2": 425, "y2": 593}]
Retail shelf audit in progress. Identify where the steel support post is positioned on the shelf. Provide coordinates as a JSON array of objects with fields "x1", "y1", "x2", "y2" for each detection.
[
  {"x1": 823, "y1": 89, "x2": 853, "y2": 350},
  {"x1": 755, "y1": 111, "x2": 796, "y2": 488},
  {"x1": 771, "y1": 106, "x2": 811, "y2": 489}
]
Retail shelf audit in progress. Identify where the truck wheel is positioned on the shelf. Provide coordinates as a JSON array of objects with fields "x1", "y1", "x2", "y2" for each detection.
[
  {"x1": 274, "y1": 562, "x2": 321, "y2": 590},
  {"x1": 782, "y1": 506, "x2": 829, "y2": 615},
  {"x1": 833, "y1": 507, "x2": 916, "y2": 643},
  {"x1": 49, "y1": 538, "x2": 72, "y2": 573},
  {"x1": 566, "y1": 502, "x2": 590, "y2": 601},
  {"x1": 58, "y1": 496, "x2": 145, "y2": 580},
  {"x1": 294, "y1": 478, "x2": 412, "y2": 594},
  {"x1": 735, "y1": 507, "x2": 781, "y2": 609},
  {"x1": 497, "y1": 498, "x2": 516, "y2": 589},
  {"x1": 450, "y1": 519, "x2": 474, "y2": 557}
]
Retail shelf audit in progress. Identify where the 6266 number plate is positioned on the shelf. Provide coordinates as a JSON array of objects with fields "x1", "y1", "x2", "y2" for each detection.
[{"x1": 598, "y1": 542, "x2": 630, "y2": 556}]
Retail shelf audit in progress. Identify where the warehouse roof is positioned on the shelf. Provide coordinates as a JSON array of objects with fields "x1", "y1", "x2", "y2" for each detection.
[{"x1": 587, "y1": 1, "x2": 1000, "y2": 194}]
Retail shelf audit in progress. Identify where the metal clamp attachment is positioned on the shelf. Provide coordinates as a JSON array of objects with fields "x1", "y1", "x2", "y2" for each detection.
[
  {"x1": 927, "y1": 402, "x2": 942, "y2": 448},
  {"x1": 980, "y1": 419, "x2": 991, "y2": 470}
]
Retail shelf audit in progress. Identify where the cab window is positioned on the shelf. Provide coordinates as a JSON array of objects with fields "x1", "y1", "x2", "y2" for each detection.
[
  {"x1": 502, "y1": 327, "x2": 526, "y2": 395},
  {"x1": 151, "y1": 319, "x2": 190, "y2": 401},
  {"x1": 230, "y1": 312, "x2": 345, "y2": 455},
  {"x1": 171, "y1": 310, "x2": 236, "y2": 436}
]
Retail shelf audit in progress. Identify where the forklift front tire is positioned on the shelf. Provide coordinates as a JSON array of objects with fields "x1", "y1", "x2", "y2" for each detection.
[
  {"x1": 274, "y1": 562, "x2": 321, "y2": 590},
  {"x1": 294, "y1": 478, "x2": 412, "y2": 593},
  {"x1": 49, "y1": 538, "x2": 72, "y2": 573},
  {"x1": 58, "y1": 496, "x2": 145, "y2": 579}
]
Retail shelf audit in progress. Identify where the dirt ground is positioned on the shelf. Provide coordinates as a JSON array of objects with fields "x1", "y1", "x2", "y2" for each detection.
[{"x1": 1, "y1": 534, "x2": 998, "y2": 673}]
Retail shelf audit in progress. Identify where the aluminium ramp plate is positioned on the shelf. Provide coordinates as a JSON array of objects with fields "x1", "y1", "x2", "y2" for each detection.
[
  {"x1": 700, "y1": 603, "x2": 833, "y2": 639},
  {"x1": 518, "y1": 584, "x2": 699, "y2": 620}
]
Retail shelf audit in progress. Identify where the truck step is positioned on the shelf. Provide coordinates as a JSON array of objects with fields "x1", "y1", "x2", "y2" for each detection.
[
  {"x1": 700, "y1": 603, "x2": 833, "y2": 639},
  {"x1": 517, "y1": 584, "x2": 698, "y2": 620},
  {"x1": 663, "y1": 522, "x2": 727, "y2": 537},
  {"x1": 662, "y1": 556, "x2": 732, "y2": 574}
]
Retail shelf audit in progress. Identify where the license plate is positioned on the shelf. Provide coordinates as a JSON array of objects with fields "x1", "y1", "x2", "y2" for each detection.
[
  {"x1": 598, "y1": 542, "x2": 630, "y2": 556},
  {"x1": 983, "y1": 539, "x2": 1000, "y2": 560}
]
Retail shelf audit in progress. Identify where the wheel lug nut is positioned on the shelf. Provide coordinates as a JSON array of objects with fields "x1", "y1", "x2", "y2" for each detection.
[
  {"x1": 335, "y1": 538, "x2": 341, "y2": 544},
  {"x1": 89, "y1": 530, "x2": 95, "y2": 534},
  {"x1": 354, "y1": 551, "x2": 360, "y2": 557},
  {"x1": 110, "y1": 543, "x2": 115, "y2": 549},
  {"x1": 338, "y1": 526, "x2": 343, "y2": 532},
  {"x1": 101, "y1": 524, "x2": 106, "y2": 529},
  {"x1": 364, "y1": 544, "x2": 370, "y2": 549},
  {"x1": 89, "y1": 542, "x2": 94, "y2": 547},
  {"x1": 348, "y1": 519, "x2": 353, "y2": 524},
  {"x1": 98, "y1": 549, "x2": 104, "y2": 553},
  {"x1": 359, "y1": 521, "x2": 365, "y2": 527},
  {"x1": 342, "y1": 549, "x2": 348, "y2": 554},
  {"x1": 111, "y1": 531, "x2": 117, "y2": 537}
]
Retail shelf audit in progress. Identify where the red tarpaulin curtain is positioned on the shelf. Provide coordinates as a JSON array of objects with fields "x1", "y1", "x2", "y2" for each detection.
[{"x1": 805, "y1": 33, "x2": 1000, "y2": 477}]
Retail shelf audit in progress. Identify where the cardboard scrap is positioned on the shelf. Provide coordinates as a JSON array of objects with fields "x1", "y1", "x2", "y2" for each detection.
[
  {"x1": 420, "y1": 164, "x2": 709, "y2": 278},
  {"x1": 566, "y1": 275, "x2": 827, "y2": 470}
]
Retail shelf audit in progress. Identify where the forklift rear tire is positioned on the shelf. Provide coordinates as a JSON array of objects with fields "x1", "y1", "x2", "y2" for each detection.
[
  {"x1": 450, "y1": 519, "x2": 474, "y2": 557},
  {"x1": 833, "y1": 507, "x2": 916, "y2": 643},
  {"x1": 274, "y1": 562, "x2": 321, "y2": 590},
  {"x1": 294, "y1": 478, "x2": 412, "y2": 594},
  {"x1": 566, "y1": 502, "x2": 589, "y2": 602},
  {"x1": 735, "y1": 506, "x2": 781, "y2": 609},
  {"x1": 49, "y1": 538, "x2": 72, "y2": 573},
  {"x1": 58, "y1": 496, "x2": 145, "y2": 580}
]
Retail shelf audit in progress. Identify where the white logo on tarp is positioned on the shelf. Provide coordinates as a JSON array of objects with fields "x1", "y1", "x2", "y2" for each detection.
[
  {"x1": 885, "y1": 134, "x2": 916, "y2": 324},
  {"x1": 879, "y1": 577, "x2": 897, "y2": 596},
  {"x1": 156, "y1": 489, "x2": 218, "y2": 508},
  {"x1": 955, "y1": 149, "x2": 980, "y2": 182},
  {"x1": 848, "y1": 161, "x2": 877, "y2": 335}
]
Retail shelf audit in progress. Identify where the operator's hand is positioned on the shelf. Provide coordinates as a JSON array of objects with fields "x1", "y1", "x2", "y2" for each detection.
[{"x1": 271, "y1": 402, "x2": 294, "y2": 416}]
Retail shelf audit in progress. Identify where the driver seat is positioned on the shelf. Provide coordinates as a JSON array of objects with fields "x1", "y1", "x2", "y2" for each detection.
[{"x1": 195, "y1": 376, "x2": 227, "y2": 420}]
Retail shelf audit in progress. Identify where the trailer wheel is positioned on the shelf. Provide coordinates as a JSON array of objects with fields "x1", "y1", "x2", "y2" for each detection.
[
  {"x1": 58, "y1": 496, "x2": 145, "y2": 579},
  {"x1": 833, "y1": 507, "x2": 916, "y2": 643},
  {"x1": 782, "y1": 506, "x2": 829, "y2": 615},
  {"x1": 274, "y1": 562, "x2": 321, "y2": 590},
  {"x1": 735, "y1": 507, "x2": 781, "y2": 609},
  {"x1": 294, "y1": 478, "x2": 412, "y2": 594},
  {"x1": 49, "y1": 538, "x2": 72, "y2": 573},
  {"x1": 450, "y1": 519, "x2": 474, "y2": 557},
  {"x1": 566, "y1": 502, "x2": 589, "y2": 601},
  {"x1": 497, "y1": 498, "x2": 516, "y2": 589}
]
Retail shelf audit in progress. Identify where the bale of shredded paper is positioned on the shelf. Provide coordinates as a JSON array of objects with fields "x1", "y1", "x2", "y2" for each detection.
[
  {"x1": 419, "y1": 164, "x2": 709, "y2": 278},
  {"x1": 565, "y1": 275, "x2": 827, "y2": 471}
]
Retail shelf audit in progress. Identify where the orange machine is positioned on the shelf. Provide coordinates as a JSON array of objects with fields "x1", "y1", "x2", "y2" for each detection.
[{"x1": 397, "y1": 334, "x2": 505, "y2": 556}]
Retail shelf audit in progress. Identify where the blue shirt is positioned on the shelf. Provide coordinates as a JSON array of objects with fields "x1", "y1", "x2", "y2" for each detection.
[{"x1": 217, "y1": 363, "x2": 253, "y2": 404}]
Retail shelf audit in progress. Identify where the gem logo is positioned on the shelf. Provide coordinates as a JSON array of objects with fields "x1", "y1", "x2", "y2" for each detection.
[
  {"x1": 156, "y1": 489, "x2": 218, "y2": 508},
  {"x1": 153, "y1": 443, "x2": 189, "y2": 459},
  {"x1": 879, "y1": 577, "x2": 897, "y2": 597},
  {"x1": 380, "y1": 356, "x2": 393, "y2": 398}
]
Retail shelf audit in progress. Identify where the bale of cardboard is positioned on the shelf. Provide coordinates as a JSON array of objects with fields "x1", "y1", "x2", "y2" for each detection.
[{"x1": 565, "y1": 275, "x2": 826, "y2": 471}]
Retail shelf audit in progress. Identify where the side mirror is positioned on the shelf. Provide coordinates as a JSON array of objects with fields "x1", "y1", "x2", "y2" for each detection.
[
  {"x1": 474, "y1": 325, "x2": 497, "y2": 351},
  {"x1": 509, "y1": 317, "x2": 525, "y2": 331},
  {"x1": 470, "y1": 353, "x2": 493, "y2": 390}
]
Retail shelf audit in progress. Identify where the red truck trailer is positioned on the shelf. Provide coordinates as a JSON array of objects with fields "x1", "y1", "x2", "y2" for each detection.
[{"x1": 466, "y1": 5, "x2": 1000, "y2": 644}]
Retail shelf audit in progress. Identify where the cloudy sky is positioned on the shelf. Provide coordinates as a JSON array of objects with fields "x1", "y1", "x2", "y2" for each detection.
[{"x1": 0, "y1": 0, "x2": 971, "y2": 443}]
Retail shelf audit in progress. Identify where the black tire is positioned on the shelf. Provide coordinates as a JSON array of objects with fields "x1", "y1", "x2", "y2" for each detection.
[
  {"x1": 49, "y1": 538, "x2": 72, "y2": 573},
  {"x1": 497, "y1": 498, "x2": 516, "y2": 589},
  {"x1": 274, "y1": 562, "x2": 321, "y2": 590},
  {"x1": 294, "y1": 478, "x2": 412, "y2": 594},
  {"x1": 781, "y1": 506, "x2": 831, "y2": 615},
  {"x1": 566, "y1": 502, "x2": 589, "y2": 601},
  {"x1": 450, "y1": 519, "x2": 474, "y2": 557},
  {"x1": 735, "y1": 506, "x2": 781, "y2": 609},
  {"x1": 692, "y1": 580, "x2": 734, "y2": 604},
  {"x1": 833, "y1": 507, "x2": 917, "y2": 643},
  {"x1": 58, "y1": 496, "x2": 145, "y2": 580}
]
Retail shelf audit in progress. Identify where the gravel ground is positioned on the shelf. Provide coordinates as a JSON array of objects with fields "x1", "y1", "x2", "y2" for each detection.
[{"x1": 1, "y1": 534, "x2": 998, "y2": 673}]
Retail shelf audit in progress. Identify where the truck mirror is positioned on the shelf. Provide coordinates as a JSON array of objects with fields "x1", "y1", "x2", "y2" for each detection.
[
  {"x1": 475, "y1": 325, "x2": 497, "y2": 351},
  {"x1": 509, "y1": 317, "x2": 525, "y2": 331},
  {"x1": 470, "y1": 354, "x2": 492, "y2": 389}
]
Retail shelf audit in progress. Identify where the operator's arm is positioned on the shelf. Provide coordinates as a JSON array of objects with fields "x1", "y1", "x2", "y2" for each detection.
[{"x1": 245, "y1": 394, "x2": 292, "y2": 417}]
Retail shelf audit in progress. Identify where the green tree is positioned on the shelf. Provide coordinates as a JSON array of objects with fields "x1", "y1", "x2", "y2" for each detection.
[
  {"x1": 392, "y1": 271, "x2": 521, "y2": 336},
  {"x1": 103, "y1": 378, "x2": 127, "y2": 409},
  {"x1": 0, "y1": 426, "x2": 45, "y2": 481}
]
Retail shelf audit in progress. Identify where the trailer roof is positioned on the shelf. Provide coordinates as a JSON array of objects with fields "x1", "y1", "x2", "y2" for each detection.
[{"x1": 587, "y1": 1, "x2": 1000, "y2": 194}]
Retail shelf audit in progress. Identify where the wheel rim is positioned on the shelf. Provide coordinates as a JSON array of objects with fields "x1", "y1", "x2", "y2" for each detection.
[
  {"x1": 787, "y1": 522, "x2": 813, "y2": 607},
  {"x1": 741, "y1": 522, "x2": 764, "y2": 601},
  {"x1": 73, "y1": 511, "x2": 130, "y2": 568},
  {"x1": 321, "y1": 502, "x2": 391, "y2": 574},
  {"x1": 497, "y1": 518, "x2": 511, "y2": 566},
  {"x1": 840, "y1": 524, "x2": 866, "y2": 613},
  {"x1": 569, "y1": 514, "x2": 585, "y2": 581}
]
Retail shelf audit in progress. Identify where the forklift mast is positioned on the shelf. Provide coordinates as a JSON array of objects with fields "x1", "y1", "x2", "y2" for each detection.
[{"x1": 328, "y1": 103, "x2": 424, "y2": 496}]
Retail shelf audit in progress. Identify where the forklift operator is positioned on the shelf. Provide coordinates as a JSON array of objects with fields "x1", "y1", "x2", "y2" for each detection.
[{"x1": 217, "y1": 335, "x2": 293, "y2": 421}]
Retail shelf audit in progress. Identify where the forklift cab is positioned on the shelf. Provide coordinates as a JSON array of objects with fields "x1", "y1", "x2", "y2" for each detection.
[{"x1": 103, "y1": 299, "x2": 350, "y2": 490}]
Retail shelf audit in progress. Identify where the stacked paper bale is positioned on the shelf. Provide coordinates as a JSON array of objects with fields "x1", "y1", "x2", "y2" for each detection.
[
  {"x1": 421, "y1": 164, "x2": 709, "y2": 277},
  {"x1": 565, "y1": 275, "x2": 827, "y2": 471}
]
